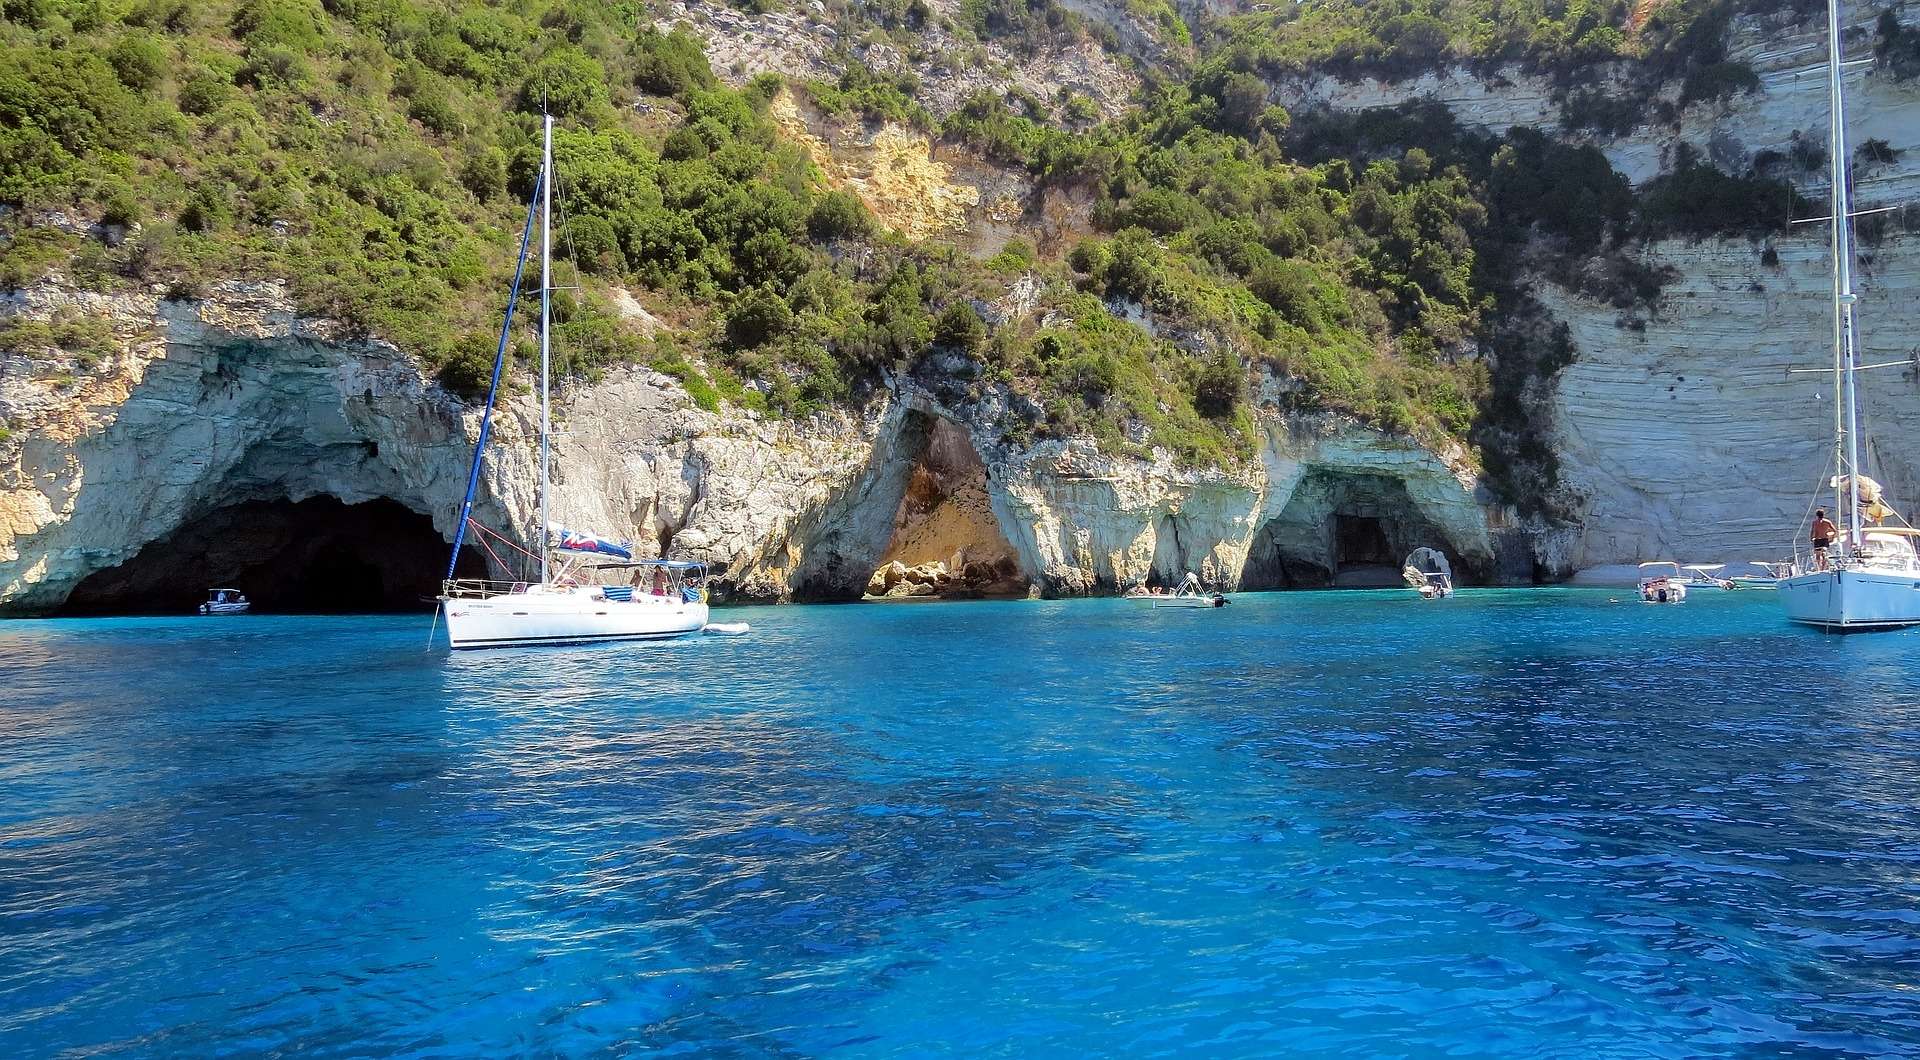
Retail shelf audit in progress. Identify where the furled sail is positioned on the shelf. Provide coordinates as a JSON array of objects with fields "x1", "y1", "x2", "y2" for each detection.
[{"x1": 1831, "y1": 474, "x2": 1896, "y2": 523}]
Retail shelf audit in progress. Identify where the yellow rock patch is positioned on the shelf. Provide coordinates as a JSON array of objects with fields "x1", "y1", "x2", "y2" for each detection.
[{"x1": 770, "y1": 91, "x2": 979, "y2": 242}]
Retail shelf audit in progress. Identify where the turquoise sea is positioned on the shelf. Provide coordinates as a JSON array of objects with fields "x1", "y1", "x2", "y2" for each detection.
[{"x1": 4, "y1": 588, "x2": 1920, "y2": 1055}]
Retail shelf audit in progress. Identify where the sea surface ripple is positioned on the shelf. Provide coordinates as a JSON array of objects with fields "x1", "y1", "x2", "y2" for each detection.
[{"x1": 4, "y1": 589, "x2": 1920, "y2": 1056}]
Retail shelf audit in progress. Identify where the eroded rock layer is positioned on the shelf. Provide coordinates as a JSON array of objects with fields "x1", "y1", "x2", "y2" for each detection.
[{"x1": 0, "y1": 281, "x2": 1511, "y2": 613}]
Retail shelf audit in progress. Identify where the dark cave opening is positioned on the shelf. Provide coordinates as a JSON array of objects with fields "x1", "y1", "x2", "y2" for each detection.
[
  {"x1": 59, "y1": 496, "x2": 488, "y2": 615},
  {"x1": 1242, "y1": 471, "x2": 1463, "y2": 590},
  {"x1": 1335, "y1": 515, "x2": 1393, "y2": 568}
]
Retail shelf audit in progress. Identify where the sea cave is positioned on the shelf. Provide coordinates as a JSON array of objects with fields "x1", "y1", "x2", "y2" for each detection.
[
  {"x1": 1241, "y1": 470, "x2": 1466, "y2": 590},
  {"x1": 58, "y1": 496, "x2": 486, "y2": 615},
  {"x1": 793, "y1": 410, "x2": 1030, "y2": 601}
]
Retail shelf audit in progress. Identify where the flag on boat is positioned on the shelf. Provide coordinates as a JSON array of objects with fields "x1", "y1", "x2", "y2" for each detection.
[{"x1": 550, "y1": 526, "x2": 634, "y2": 559}]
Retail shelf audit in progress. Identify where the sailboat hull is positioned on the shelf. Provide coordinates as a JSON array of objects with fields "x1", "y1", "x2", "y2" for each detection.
[
  {"x1": 1778, "y1": 568, "x2": 1920, "y2": 630},
  {"x1": 443, "y1": 590, "x2": 708, "y2": 649}
]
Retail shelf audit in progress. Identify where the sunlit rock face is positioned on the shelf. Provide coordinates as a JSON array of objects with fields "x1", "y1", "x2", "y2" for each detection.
[
  {"x1": 0, "y1": 281, "x2": 483, "y2": 614},
  {"x1": 1261, "y1": 4, "x2": 1920, "y2": 570},
  {"x1": 0, "y1": 280, "x2": 884, "y2": 613},
  {"x1": 1540, "y1": 232, "x2": 1920, "y2": 568},
  {"x1": 1, "y1": 282, "x2": 1512, "y2": 613}
]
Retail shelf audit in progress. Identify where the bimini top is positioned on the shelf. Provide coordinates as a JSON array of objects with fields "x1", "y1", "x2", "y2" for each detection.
[{"x1": 550, "y1": 526, "x2": 632, "y2": 559}]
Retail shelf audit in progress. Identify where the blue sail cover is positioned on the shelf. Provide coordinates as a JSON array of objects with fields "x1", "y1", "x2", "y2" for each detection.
[{"x1": 552, "y1": 528, "x2": 634, "y2": 559}]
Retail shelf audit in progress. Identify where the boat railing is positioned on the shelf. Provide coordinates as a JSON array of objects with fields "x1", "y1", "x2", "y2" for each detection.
[{"x1": 442, "y1": 578, "x2": 532, "y2": 599}]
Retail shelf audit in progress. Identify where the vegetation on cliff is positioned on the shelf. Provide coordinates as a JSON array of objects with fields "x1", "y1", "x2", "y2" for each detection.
[{"x1": 0, "y1": 0, "x2": 1828, "y2": 494}]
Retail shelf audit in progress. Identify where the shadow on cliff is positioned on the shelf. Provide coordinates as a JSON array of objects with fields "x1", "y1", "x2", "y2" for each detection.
[{"x1": 58, "y1": 496, "x2": 488, "y2": 615}]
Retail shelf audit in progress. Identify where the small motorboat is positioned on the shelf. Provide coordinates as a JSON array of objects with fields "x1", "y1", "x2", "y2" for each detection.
[
  {"x1": 1402, "y1": 564, "x2": 1453, "y2": 599},
  {"x1": 1400, "y1": 548, "x2": 1454, "y2": 599},
  {"x1": 1131, "y1": 571, "x2": 1229, "y2": 608},
  {"x1": 1679, "y1": 564, "x2": 1739, "y2": 590},
  {"x1": 1637, "y1": 562, "x2": 1687, "y2": 603},
  {"x1": 198, "y1": 589, "x2": 250, "y2": 615}
]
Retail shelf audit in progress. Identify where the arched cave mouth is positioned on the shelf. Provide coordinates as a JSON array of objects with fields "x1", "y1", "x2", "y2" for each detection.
[
  {"x1": 1241, "y1": 470, "x2": 1463, "y2": 590},
  {"x1": 863, "y1": 415, "x2": 1030, "y2": 601},
  {"x1": 59, "y1": 496, "x2": 487, "y2": 615}
]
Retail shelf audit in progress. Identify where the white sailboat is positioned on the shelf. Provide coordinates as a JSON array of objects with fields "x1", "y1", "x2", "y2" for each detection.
[
  {"x1": 1777, "y1": 0, "x2": 1920, "y2": 631},
  {"x1": 438, "y1": 116, "x2": 709, "y2": 650}
]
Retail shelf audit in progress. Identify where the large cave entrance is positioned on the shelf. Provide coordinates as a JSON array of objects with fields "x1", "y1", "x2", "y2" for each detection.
[
  {"x1": 863, "y1": 415, "x2": 1029, "y2": 600},
  {"x1": 59, "y1": 496, "x2": 487, "y2": 615},
  {"x1": 1242, "y1": 470, "x2": 1462, "y2": 590}
]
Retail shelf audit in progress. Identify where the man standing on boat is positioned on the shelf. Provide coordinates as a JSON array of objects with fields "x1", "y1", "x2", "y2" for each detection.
[{"x1": 1811, "y1": 508, "x2": 1838, "y2": 570}]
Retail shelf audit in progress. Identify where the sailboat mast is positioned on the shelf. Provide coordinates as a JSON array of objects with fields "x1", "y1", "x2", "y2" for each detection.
[
  {"x1": 1827, "y1": 0, "x2": 1864, "y2": 552},
  {"x1": 539, "y1": 114, "x2": 553, "y2": 585}
]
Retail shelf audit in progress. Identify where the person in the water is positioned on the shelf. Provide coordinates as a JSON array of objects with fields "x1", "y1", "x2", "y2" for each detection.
[{"x1": 1811, "y1": 508, "x2": 1837, "y2": 570}]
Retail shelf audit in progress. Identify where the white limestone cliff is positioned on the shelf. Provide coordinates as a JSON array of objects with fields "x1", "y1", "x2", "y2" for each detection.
[{"x1": 0, "y1": 280, "x2": 1509, "y2": 611}]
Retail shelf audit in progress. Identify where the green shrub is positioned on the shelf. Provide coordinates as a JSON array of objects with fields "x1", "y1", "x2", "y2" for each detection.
[
  {"x1": 805, "y1": 64, "x2": 931, "y2": 129},
  {"x1": 1637, "y1": 144, "x2": 1808, "y2": 238},
  {"x1": 1190, "y1": 350, "x2": 1243, "y2": 418},
  {"x1": 725, "y1": 285, "x2": 795, "y2": 348},
  {"x1": 806, "y1": 189, "x2": 872, "y2": 240},
  {"x1": 1878, "y1": 9, "x2": 1920, "y2": 80},
  {"x1": 633, "y1": 28, "x2": 716, "y2": 98},
  {"x1": 436, "y1": 332, "x2": 500, "y2": 400},
  {"x1": 1680, "y1": 61, "x2": 1761, "y2": 105},
  {"x1": 106, "y1": 32, "x2": 168, "y2": 89},
  {"x1": 518, "y1": 46, "x2": 606, "y2": 118},
  {"x1": 230, "y1": 0, "x2": 326, "y2": 50},
  {"x1": 661, "y1": 127, "x2": 708, "y2": 161},
  {"x1": 177, "y1": 73, "x2": 232, "y2": 116},
  {"x1": 99, "y1": 185, "x2": 141, "y2": 227},
  {"x1": 932, "y1": 300, "x2": 986, "y2": 354}
]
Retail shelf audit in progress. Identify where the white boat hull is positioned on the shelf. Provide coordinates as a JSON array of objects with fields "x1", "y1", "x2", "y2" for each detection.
[
  {"x1": 443, "y1": 589, "x2": 708, "y2": 649},
  {"x1": 198, "y1": 602, "x2": 250, "y2": 615},
  {"x1": 1146, "y1": 595, "x2": 1228, "y2": 608},
  {"x1": 1779, "y1": 568, "x2": 1920, "y2": 630}
]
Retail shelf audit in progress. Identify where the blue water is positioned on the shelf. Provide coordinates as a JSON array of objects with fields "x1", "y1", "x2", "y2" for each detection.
[{"x1": 4, "y1": 590, "x2": 1920, "y2": 1056}]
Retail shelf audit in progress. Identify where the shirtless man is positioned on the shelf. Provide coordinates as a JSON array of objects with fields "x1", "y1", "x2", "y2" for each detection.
[{"x1": 1811, "y1": 508, "x2": 1838, "y2": 571}]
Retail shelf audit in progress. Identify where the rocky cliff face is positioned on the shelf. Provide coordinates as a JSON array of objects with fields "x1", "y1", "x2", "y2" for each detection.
[
  {"x1": 10, "y1": 4, "x2": 1911, "y2": 609},
  {"x1": 1539, "y1": 231, "x2": 1920, "y2": 568},
  {"x1": 1273, "y1": 5, "x2": 1920, "y2": 568},
  {"x1": 0, "y1": 280, "x2": 1511, "y2": 612}
]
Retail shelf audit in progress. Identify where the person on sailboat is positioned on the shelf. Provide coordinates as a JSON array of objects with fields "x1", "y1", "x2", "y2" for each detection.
[{"x1": 1811, "y1": 508, "x2": 1837, "y2": 570}]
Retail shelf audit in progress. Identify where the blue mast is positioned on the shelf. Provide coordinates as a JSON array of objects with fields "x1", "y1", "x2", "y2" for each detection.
[{"x1": 446, "y1": 170, "x2": 544, "y2": 581}]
